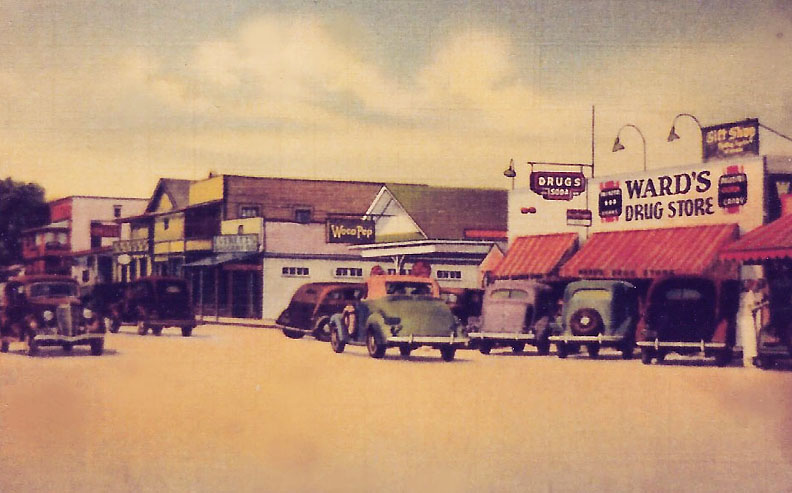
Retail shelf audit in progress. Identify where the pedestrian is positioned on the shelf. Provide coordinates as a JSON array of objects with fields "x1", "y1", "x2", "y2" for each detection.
[{"x1": 738, "y1": 279, "x2": 759, "y2": 367}]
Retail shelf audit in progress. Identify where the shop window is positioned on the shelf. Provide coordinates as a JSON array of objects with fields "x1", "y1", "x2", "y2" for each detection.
[
  {"x1": 387, "y1": 268, "x2": 397, "y2": 275},
  {"x1": 282, "y1": 266, "x2": 310, "y2": 277},
  {"x1": 114, "y1": 205, "x2": 122, "y2": 218},
  {"x1": 335, "y1": 267, "x2": 363, "y2": 278},
  {"x1": 91, "y1": 236, "x2": 101, "y2": 249},
  {"x1": 163, "y1": 218, "x2": 170, "y2": 230},
  {"x1": 294, "y1": 208, "x2": 312, "y2": 224},
  {"x1": 82, "y1": 270, "x2": 90, "y2": 283},
  {"x1": 240, "y1": 205, "x2": 261, "y2": 218},
  {"x1": 437, "y1": 270, "x2": 462, "y2": 280}
]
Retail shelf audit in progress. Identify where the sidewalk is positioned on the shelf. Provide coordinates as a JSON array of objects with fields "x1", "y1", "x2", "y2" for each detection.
[{"x1": 197, "y1": 316, "x2": 278, "y2": 328}]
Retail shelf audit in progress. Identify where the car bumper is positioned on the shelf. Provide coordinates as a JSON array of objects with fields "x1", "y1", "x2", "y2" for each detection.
[
  {"x1": 468, "y1": 332, "x2": 539, "y2": 342},
  {"x1": 636, "y1": 339, "x2": 727, "y2": 351},
  {"x1": 549, "y1": 334, "x2": 628, "y2": 345},
  {"x1": 33, "y1": 333, "x2": 104, "y2": 346},
  {"x1": 388, "y1": 334, "x2": 469, "y2": 348},
  {"x1": 146, "y1": 319, "x2": 196, "y2": 328}
]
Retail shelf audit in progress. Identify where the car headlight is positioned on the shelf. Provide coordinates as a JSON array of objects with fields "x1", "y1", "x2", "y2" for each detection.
[
  {"x1": 83, "y1": 308, "x2": 93, "y2": 319},
  {"x1": 42, "y1": 310, "x2": 54, "y2": 322}
]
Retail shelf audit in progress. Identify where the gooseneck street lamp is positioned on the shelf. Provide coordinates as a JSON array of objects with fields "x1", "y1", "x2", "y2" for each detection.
[
  {"x1": 612, "y1": 123, "x2": 647, "y2": 172},
  {"x1": 667, "y1": 113, "x2": 703, "y2": 142}
]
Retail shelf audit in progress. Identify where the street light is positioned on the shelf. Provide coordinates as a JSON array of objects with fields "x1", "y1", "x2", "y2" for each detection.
[
  {"x1": 667, "y1": 113, "x2": 703, "y2": 142},
  {"x1": 612, "y1": 123, "x2": 647, "y2": 171}
]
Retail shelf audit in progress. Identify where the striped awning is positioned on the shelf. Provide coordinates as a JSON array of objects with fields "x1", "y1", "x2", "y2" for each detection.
[
  {"x1": 492, "y1": 233, "x2": 578, "y2": 279},
  {"x1": 559, "y1": 224, "x2": 738, "y2": 279},
  {"x1": 720, "y1": 214, "x2": 792, "y2": 263}
]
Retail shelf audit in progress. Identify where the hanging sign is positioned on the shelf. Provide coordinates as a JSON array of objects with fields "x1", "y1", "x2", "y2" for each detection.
[
  {"x1": 530, "y1": 171, "x2": 586, "y2": 201},
  {"x1": 702, "y1": 118, "x2": 759, "y2": 162},
  {"x1": 326, "y1": 218, "x2": 375, "y2": 244},
  {"x1": 566, "y1": 209, "x2": 592, "y2": 227}
]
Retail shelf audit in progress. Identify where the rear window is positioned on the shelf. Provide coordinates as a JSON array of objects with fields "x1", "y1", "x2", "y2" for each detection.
[
  {"x1": 664, "y1": 288, "x2": 703, "y2": 301},
  {"x1": 29, "y1": 282, "x2": 78, "y2": 298},
  {"x1": 572, "y1": 289, "x2": 611, "y2": 302},
  {"x1": 489, "y1": 289, "x2": 529, "y2": 300}
]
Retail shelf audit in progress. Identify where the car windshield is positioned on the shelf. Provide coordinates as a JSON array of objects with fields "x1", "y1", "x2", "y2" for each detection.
[
  {"x1": 386, "y1": 282, "x2": 433, "y2": 296},
  {"x1": 28, "y1": 282, "x2": 78, "y2": 298}
]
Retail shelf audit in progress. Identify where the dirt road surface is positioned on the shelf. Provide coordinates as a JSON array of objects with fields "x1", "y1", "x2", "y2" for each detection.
[{"x1": 2, "y1": 324, "x2": 791, "y2": 492}]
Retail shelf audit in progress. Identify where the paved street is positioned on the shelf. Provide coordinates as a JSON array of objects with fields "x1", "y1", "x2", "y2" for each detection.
[{"x1": 1, "y1": 323, "x2": 791, "y2": 493}]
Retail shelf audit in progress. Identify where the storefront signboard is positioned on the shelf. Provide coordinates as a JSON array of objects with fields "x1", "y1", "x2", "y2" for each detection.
[
  {"x1": 213, "y1": 234, "x2": 259, "y2": 253},
  {"x1": 566, "y1": 209, "x2": 592, "y2": 227},
  {"x1": 326, "y1": 218, "x2": 375, "y2": 244},
  {"x1": 590, "y1": 157, "x2": 765, "y2": 234},
  {"x1": 530, "y1": 171, "x2": 586, "y2": 200},
  {"x1": 702, "y1": 118, "x2": 759, "y2": 162}
]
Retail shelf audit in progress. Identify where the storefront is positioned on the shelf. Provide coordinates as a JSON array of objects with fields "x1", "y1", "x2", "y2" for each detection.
[{"x1": 490, "y1": 232, "x2": 578, "y2": 282}]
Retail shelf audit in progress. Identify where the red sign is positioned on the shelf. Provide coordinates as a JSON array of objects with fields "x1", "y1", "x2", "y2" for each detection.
[{"x1": 530, "y1": 171, "x2": 586, "y2": 201}]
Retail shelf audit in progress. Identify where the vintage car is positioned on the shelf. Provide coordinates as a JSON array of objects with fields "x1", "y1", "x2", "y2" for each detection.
[
  {"x1": 466, "y1": 280, "x2": 558, "y2": 355},
  {"x1": 328, "y1": 274, "x2": 467, "y2": 361},
  {"x1": 82, "y1": 282, "x2": 128, "y2": 333},
  {"x1": 109, "y1": 276, "x2": 196, "y2": 336},
  {"x1": 276, "y1": 282, "x2": 366, "y2": 340},
  {"x1": 0, "y1": 275, "x2": 104, "y2": 356},
  {"x1": 439, "y1": 287, "x2": 483, "y2": 330},
  {"x1": 637, "y1": 276, "x2": 739, "y2": 366},
  {"x1": 753, "y1": 278, "x2": 792, "y2": 369},
  {"x1": 549, "y1": 280, "x2": 639, "y2": 359}
]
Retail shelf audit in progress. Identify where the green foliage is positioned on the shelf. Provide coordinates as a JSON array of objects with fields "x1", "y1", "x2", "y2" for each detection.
[{"x1": 0, "y1": 177, "x2": 49, "y2": 265}]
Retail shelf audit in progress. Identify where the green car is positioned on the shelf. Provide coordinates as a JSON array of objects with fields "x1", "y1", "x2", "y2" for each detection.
[
  {"x1": 549, "y1": 280, "x2": 639, "y2": 359},
  {"x1": 328, "y1": 274, "x2": 468, "y2": 361}
]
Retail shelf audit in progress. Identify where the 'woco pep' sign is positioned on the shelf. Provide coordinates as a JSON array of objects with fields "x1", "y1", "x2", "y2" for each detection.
[
  {"x1": 326, "y1": 218, "x2": 375, "y2": 244},
  {"x1": 530, "y1": 171, "x2": 586, "y2": 201}
]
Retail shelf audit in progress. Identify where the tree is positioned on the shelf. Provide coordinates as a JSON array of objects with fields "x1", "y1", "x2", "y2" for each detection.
[{"x1": 0, "y1": 177, "x2": 49, "y2": 266}]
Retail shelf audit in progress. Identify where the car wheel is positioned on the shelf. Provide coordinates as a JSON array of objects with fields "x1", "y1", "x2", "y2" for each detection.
[
  {"x1": 753, "y1": 355, "x2": 772, "y2": 369},
  {"x1": 478, "y1": 341, "x2": 493, "y2": 355},
  {"x1": 181, "y1": 326, "x2": 193, "y2": 337},
  {"x1": 1, "y1": 339, "x2": 9, "y2": 353},
  {"x1": 640, "y1": 347, "x2": 654, "y2": 365},
  {"x1": 105, "y1": 317, "x2": 120, "y2": 334},
  {"x1": 62, "y1": 343, "x2": 73, "y2": 353},
  {"x1": 715, "y1": 348, "x2": 732, "y2": 367},
  {"x1": 90, "y1": 339, "x2": 104, "y2": 356},
  {"x1": 137, "y1": 321, "x2": 149, "y2": 336},
  {"x1": 282, "y1": 328, "x2": 305, "y2": 339},
  {"x1": 312, "y1": 319, "x2": 332, "y2": 342},
  {"x1": 152, "y1": 327, "x2": 163, "y2": 336},
  {"x1": 27, "y1": 336, "x2": 38, "y2": 357},
  {"x1": 556, "y1": 342, "x2": 568, "y2": 359},
  {"x1": 655, "y1": 350, "x2": 667, "y2": 363},
  {"x1": 569, "y1": 308, "x2": 603, "y2": 336},
  {"x1": 366, "y1": 327, "x2": 386, "y2": 359},
  {"x1": 399, "y1": 346, "x2": 412, "y2": 358},
  {"x1": 440, "y1": 346, "x2": 456, "y2": 362},
  {"x1": 511, "y1": 342, "x2": 525, "y2": 354},
  {"x1": 330, "y1": 325, "x2": 345, "y2": 354},
  {"x1": 621, "y1": 337, "x2": 634, "y2": 360},
  {"x1": 537, "y1": 338, "x2": 551, "y2": 356},
  {"x1": 586, "y1": 343, "x2": 600, "y2": 359}
]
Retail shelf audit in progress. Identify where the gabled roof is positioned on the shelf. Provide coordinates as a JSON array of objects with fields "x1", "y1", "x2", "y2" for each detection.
[
  {"x1": 146, "y1": 178, "x2": 192, "y2": 213},
  {"x1": 383, "y1": 184, "x2": 507, "y2": 240}
]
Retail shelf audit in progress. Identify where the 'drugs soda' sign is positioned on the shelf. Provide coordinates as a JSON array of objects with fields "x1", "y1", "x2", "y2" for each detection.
[{"x1": 591, "y1": 157, "x2": 765, "y2": 234}]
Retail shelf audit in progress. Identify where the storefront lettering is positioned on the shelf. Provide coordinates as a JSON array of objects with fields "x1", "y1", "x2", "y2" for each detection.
[
  {"x1": 329, "y1": 224, "x2": 374, "y2": 240},
  {"x1": 624, "y1": 171, "x2": 711, "y2": 200}
]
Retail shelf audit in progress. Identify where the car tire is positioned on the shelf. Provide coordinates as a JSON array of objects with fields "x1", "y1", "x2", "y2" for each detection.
[
  {"x1": 330, "y1": 325, "x2": 345, "y2": 354},
  {"x1": 640, "y1": 347, "x2": 654, "y2": 365},
  {"x1": 62, "y1": 343, "x2": 73, "y2": 353},
  {"x1": 569, "y1": 308, "x2": 603, "y2": 336},
  {"x1": 1, "y1": 339, "x2": 9, "y2": 353},
  {"x1": 556, "y1": 342, "x2": 568, "y2": 359},
  {"x1": 655, "y1": 350, "x2": 667, "y2": 363},
  {"x1": 587, "y1": 343, "x2": 600, "y2": 359},
  {"x1": 312, "y1": 319, "x2": 332, "y2": 342},
  {"x1": 536, "y1": 337, "x2": 551, "y2": 356},
  {"x1": 27, "y1": 336, "x2": 38, "y2": 357},
  {"x1": 715, "y1": 348, "x2": 732, "y2": 367},
  {"x1": 137, "y1": 321, "x2": 149, "y2": 336},
  {"x1": 106, "y1": 317, "x2": 120, "y2": 334},
  {"x1": 181, "y1": 326, "x2": 193, "y2": 337},
  {"x1": 90, "y1": 339, "x2": 104, "y2": 356},
  {"x1": 440, "y1": 346, "x2": 456, "y2": 362},
  {"x1": 621, "y1": 337, "x2": 634, "y2": 360},
  {"x1": 511, "y1": 342, "x2": 525, "y2": 354},
  {"x1": 478, "y1": 341, "x2": 493, "y2": 355},
  {"x1": 753, "y1": 355, "x2": 772, "y2": 369},
  {"x1": 282, "y1": 328, "x2": 305, "y2": 339},
  {"x1": 366, "y1": 326, "x2": 386, "y2": 359},
  {"x1": 152, "y1": 327, "x2": 163, "y2": 337},
  {"x1": 399, "y1": 346, "x2": 412, "y2": 358}
]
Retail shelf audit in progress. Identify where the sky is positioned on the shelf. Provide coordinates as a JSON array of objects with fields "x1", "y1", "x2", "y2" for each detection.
[{"x1": 1, "y1": 0, "x2": 792, "y2": 200}]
